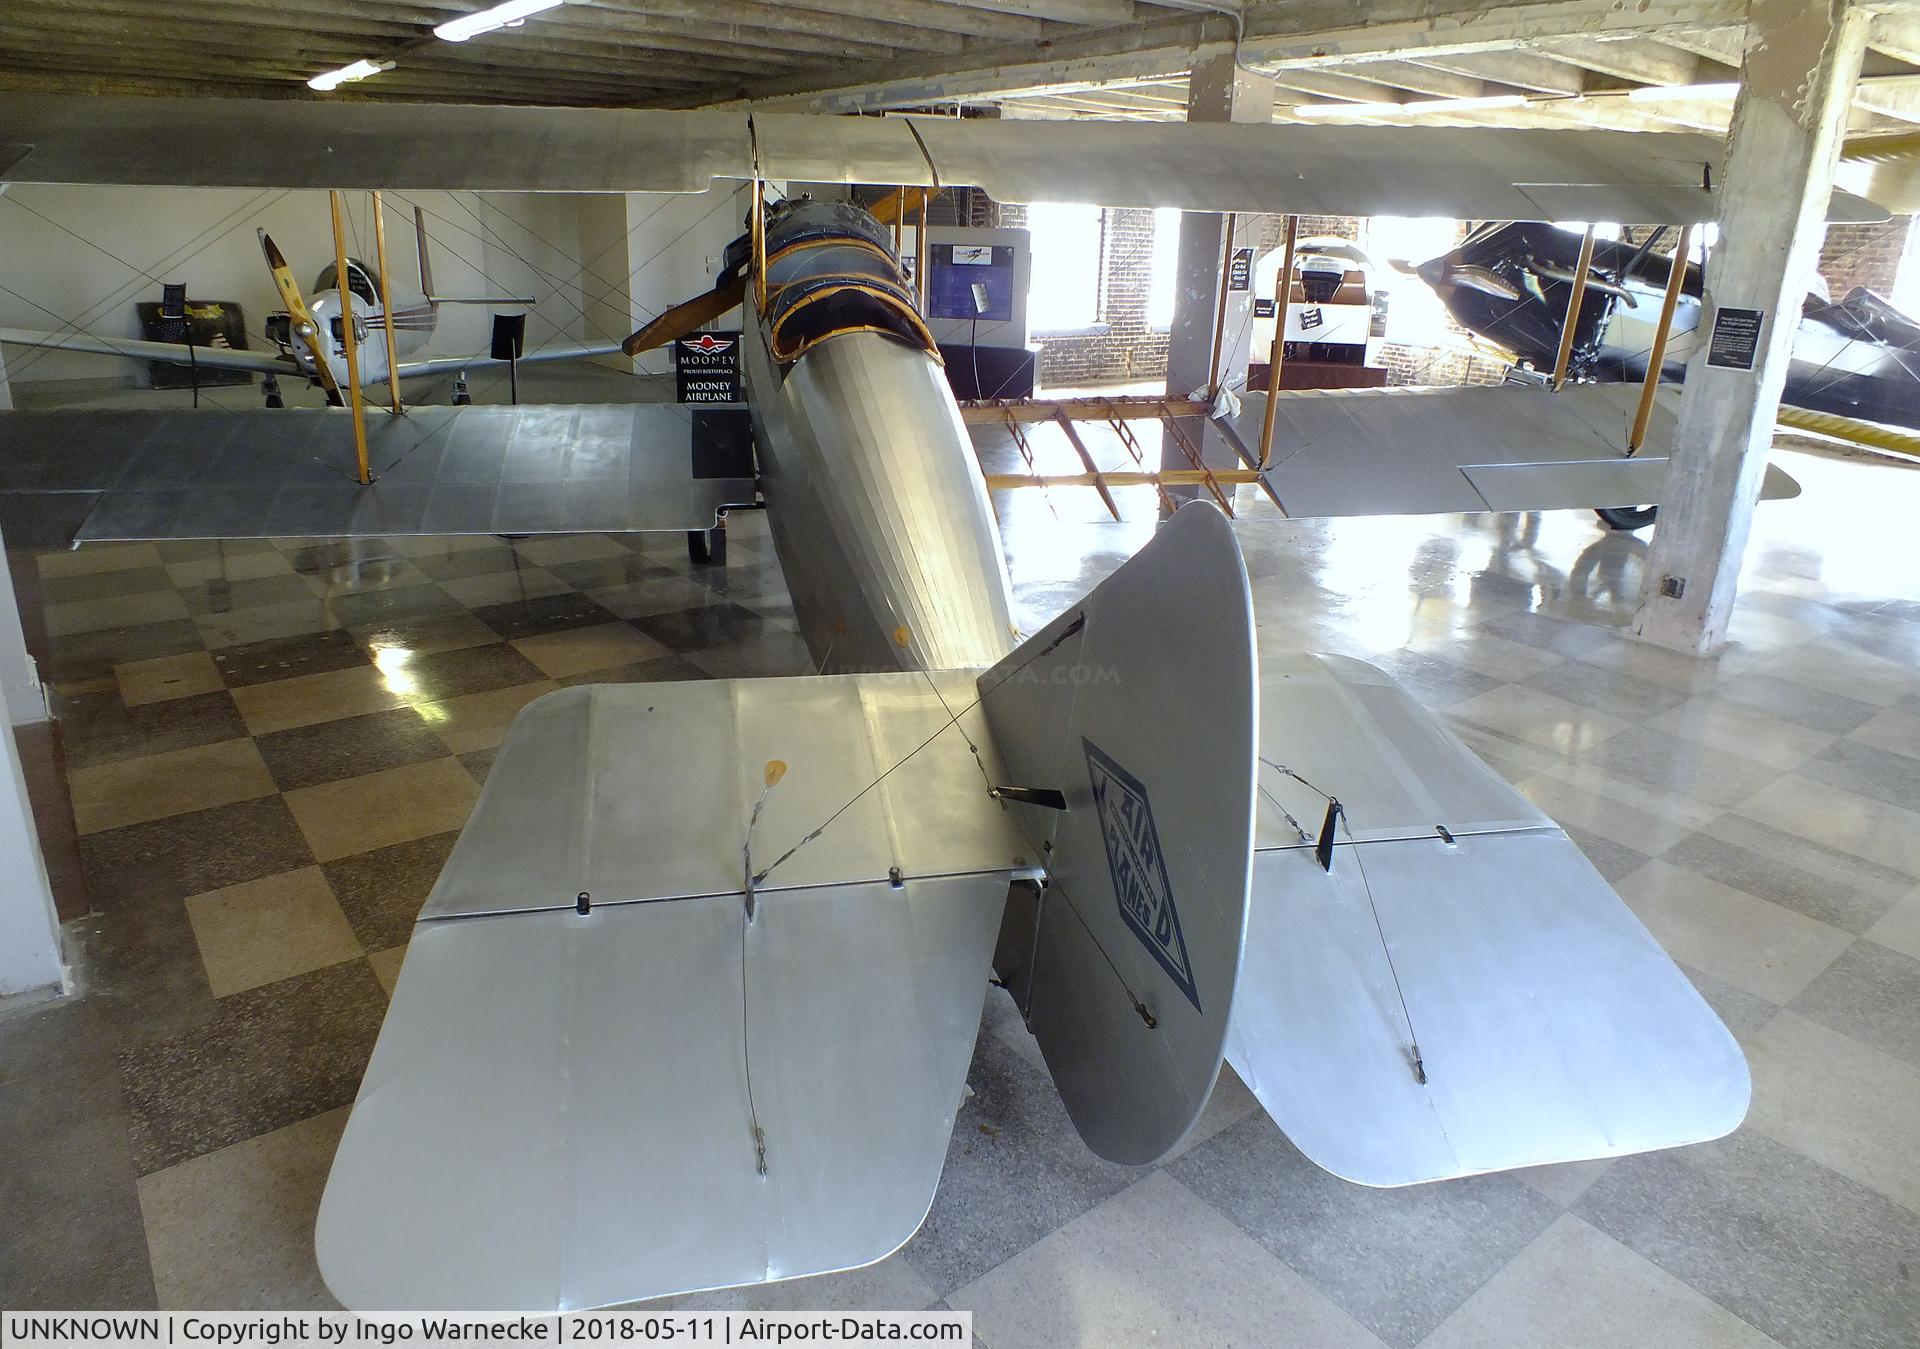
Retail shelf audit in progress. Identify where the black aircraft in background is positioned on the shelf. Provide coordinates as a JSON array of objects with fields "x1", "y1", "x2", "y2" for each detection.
[{"x1": 1402, "y1": 221, "x2": 1920, "y2": 431}]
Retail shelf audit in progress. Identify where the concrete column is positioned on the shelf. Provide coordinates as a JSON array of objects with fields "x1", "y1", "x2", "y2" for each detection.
[
  {"x1": 1162, "y1": 52, "x2": 1273, "y2": 478},
  {"x1": 1633, "y1": 0, "x2": 1868, "y2": 654},
  {"x1": 0, "y1": 720, "x2": 62, "y2": 999},
  {"x1": 0, "y1": 524, "x2": 61, "y2": 999}
]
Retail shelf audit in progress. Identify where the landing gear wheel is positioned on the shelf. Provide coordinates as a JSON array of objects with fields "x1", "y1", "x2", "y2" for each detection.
[
  {"x1": 1596, "y1": 505, "x2": 1658, "y2": 531},
  {"x1": 687, "y1": 526, "x2": 727, "y2": 566}
]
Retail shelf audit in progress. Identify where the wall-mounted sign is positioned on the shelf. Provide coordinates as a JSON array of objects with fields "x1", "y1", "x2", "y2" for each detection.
[
  {"x1": 1706, "y1": 307, "x2": 1764, "y2": 371},
  {"x1": 1253, "y1": 299, "x2": 1276, "y2": 319},
  {"x1": 1228, "y1": 246, "x2": 1254, "y2": 293},
  {"x1": 675, "y1": 331, "x2": 742, "y2": 403},
  {"x1": 929, "y1": 244, "x2": 1015, "y2": 321}
]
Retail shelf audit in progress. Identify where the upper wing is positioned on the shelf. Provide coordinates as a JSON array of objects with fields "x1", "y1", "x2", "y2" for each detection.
[
  {"x1": 0, "y1": 93, "x2": 1886, "y2": 224},
  {"x1": 0, "y1": 403, "x2": 756, "y2": 547},
  {"x1": 0, "y1": 325, "x2": 298, "y2": 376}
]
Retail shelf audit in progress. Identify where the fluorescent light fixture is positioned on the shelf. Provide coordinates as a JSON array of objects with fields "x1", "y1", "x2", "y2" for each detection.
[
  {"x1": 307, "y1": 59, "x2": 394, "y2": 92},
  {"x1": 434, "y1": 0, "x2": 567, "y2": 42},
  {"x1": 1627, "y1": 81, "x2": 1741, "y2": 101},
  {"x1": 1295, "y1": 94, "x2": 1528, "y2": 118},
  {"x1": 1295, "y1": 100, "x2": 1409, "y2": 118}
]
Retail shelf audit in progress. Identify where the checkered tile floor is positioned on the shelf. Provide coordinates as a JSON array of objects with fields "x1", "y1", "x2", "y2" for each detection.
[{"x1": 5, "y1": 448, "x2": 1920, "y2": 1347}]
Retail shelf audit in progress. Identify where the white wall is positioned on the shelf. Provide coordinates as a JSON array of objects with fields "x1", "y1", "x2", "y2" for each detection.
[
  {"x1": 622, "y1": 183, "x2": 754, "y2": 376},
  {"x1": 0, "y1": 184, "x2": 759, "y2": 387},
  {"x1": 0, "y1": 186, "x2": 611, "y2": 389},
  {"x1": 577, "y1": 194, "x2": 636, "y2": 373}
]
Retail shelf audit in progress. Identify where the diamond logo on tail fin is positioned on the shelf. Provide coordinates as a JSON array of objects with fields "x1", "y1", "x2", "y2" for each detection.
[{"x1": 1084, "y1": 738, "x2": 1200, "y2": 1013}]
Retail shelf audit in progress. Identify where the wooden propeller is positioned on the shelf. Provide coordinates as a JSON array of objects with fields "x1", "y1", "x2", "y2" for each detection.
[
  {"x1": 622, "y1": 277, "x2": 748, "y2": 357},
  {"x1": 259, "y1": 229, "x2": 344, "y2": 401}
]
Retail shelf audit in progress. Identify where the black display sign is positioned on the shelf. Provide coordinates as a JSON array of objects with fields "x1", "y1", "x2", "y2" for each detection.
[
  {"x1": 675, "y1": 330, "x2": 743, "y2": 403},
  {"x1": 1228, "y1": 246, "x2": 1254, "y2": 292},
  {"x1": 1253, "y1": 298, "x2": 1276, "y2": 319},
  {"x1": 490, "y1": 313, "x2": 526, "y2": 361},
  {"x1": 1706, "y1": 307, "x2": 1764, "y2": 371}
]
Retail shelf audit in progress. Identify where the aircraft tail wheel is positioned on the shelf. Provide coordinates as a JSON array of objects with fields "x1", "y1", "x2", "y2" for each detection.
[
  {"x1": 1596, "y1": 505, "x2": 1658, "y2": 531},
  {"x1": 687, "y1": 526, "x2": 727, "y2": 566}
]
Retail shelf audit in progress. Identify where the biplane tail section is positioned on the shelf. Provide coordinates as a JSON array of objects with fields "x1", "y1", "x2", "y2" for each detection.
[
  {"x1": 979, "y1": 501, "x2": 1258, "y2": 1166},
  {"x1": 1228, "y1": 653, "x2": 1750, "y2": 1186}
]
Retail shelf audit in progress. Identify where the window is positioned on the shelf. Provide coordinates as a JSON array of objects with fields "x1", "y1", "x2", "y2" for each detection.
[
  {"x1": 1028, "y1": 203, "x2": 1104, "y2": 332},
  {"x1": 1365, "y1": 216, "x2": 1468, "y2": 349},
  {"x1": 1146, "y1": 207, "x2": 1183, "y2": 330}
]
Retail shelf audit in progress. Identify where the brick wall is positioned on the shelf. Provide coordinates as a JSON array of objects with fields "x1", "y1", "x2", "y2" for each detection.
[
  {"x1": 1003, "y1": 204, "x2": 1177, "y2": 388},
  {"x1": 1004, "y1": 204, "x2": 1515, "y2": 390},
  {"x1": 998, "y1": 209, "x2": 1920, "y2": 391},
  {"x1": 1818, "y1": 219, "x2": 1912, "y2": 300}
]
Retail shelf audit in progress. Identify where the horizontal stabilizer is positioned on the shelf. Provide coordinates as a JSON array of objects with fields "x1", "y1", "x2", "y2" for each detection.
[
  {"x1": 980, "y1": 502, "x2": 1257, "y2": 1166},
  {"x1": 424, "y1": 676, "x2": 1034, "y2": 919},
  {"x1": 319, "y1": 675, "x2": 1037, "y2": 1309},
  {"x1": 1228, "y1": 654, "x2": 1749, "y2": 1185},
  {"x1": 0, "y1": 405, "x2": 755, "y2": 545},
  {"x1": 320, "y1": 871, "x2": 1006, "y2": 1310}
]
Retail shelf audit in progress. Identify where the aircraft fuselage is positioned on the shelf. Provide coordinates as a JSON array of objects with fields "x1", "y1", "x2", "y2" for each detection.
[{"x1": 739, "y1": 199, "x2": 1017, "y2": 674}]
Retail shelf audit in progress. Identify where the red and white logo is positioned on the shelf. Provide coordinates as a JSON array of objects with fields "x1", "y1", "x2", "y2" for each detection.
[{"x1": 681, "y1": 334, "x2": 735, "y2": 354}]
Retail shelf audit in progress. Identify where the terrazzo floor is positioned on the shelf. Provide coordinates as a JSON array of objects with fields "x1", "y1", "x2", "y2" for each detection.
[{"x1": 2, "y1": 430, "x2": 1919, "y2": 1349}]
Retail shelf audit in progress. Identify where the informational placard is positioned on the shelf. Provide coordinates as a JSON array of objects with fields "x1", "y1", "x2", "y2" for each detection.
[
  {"x1": 675, "y1": 330, "x2": 742, "y2": 403},
  {"x1": 1253, "y1": 298, "x2": 1276, "y2": 319},
  {"x1": 929, "y1": 243, "x2": 1015, "y2": 321},
  {"x1": 1706, "y1": 307, "x2": 1764, "y2": 370},
  {"x1": 1228, "y1": 246, "x2": 1254, "y2": 292}
]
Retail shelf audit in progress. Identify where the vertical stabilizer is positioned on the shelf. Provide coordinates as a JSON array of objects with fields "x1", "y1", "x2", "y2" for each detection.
[
  {"x1": 978, "y1": 502, "x2": 1257, "y2": 1166},
  {"x1": 414, "y1": 206, "x2": 437, "y2": 314}
]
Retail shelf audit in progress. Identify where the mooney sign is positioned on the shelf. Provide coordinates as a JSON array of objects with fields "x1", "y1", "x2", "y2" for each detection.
[{"x1": 676, "y1": 331, "x2": 743, "y2": 404}]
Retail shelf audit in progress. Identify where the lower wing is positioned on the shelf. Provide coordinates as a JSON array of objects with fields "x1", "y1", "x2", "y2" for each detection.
[{"x1": 0, "y1": 325, "x2": 298, "y2": 376}]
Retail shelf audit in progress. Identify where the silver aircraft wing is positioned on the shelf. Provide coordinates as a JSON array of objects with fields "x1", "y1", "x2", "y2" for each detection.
[
  {"x1": 392, "y1": 340, "x2": 630, "y2": 380},
  {"x1": 0, "y1": 93, "x2": 1885, "y2": 224},
  {"x1": 318, "y1": 673, "x2": 1038, "y2": 1311},
  {"x1": 1229, "y1": 653, "x2": 1750, "y2": 1185},
  {"x1": 0, "y1": 404, "x2": 757, "y2": 547},
  {"x1": 1217, "y1": 384, "x2": 1803, "y2": 519},
  {"x1": 0, "y1": 325, "x2": 300, "y2": 375}
]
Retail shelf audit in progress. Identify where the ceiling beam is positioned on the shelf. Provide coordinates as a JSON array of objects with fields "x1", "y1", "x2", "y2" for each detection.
[
  {"x1": 741, "y1": 0, "x2": 1047, "y2": 42},
  {"x1": 1535, "y1": 37, "x2": 1706, "y2": 89},
  {"x1": 1405, "y1": 49, "x2": 1590, "y2": 96},
  {"x1": 1871, "y1": 13, "x2": 1920, "y2": 64},
  {"x1": 1653, "y1": 28, "x2": 1745, "y2": 69},
  {"x1": 1332, "y1": 60, "x2": 1490, "y2": 100},
  {"x1": 0, "y1": 10, "x2": 796, "y2": 82},
  {"x1": 936, "y1": 0, "x2": 1139, "y2": 24},
  {"x1": 712, "y1": 0, "x2": 1751, "y2": 111},
  {"x1": 580, "y1": 0, "x2": 965, "y2": 55}
]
